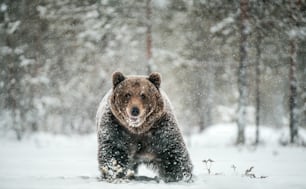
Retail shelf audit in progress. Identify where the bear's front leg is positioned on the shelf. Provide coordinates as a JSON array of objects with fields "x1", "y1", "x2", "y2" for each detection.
[
  {"x1": 151, "y1": 118, "x2": 193, "y2": 182},
  {"x1": 154, "y1": 145, "x2": 193, "y2": 182},
  {"x1": 97, "y1": 129, "x2": 135, "y2": 181}
]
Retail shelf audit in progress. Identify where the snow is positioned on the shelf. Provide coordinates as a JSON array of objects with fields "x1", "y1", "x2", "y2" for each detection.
[
  {"x1": 288, "y1": 28, "x2": 306, "y2": 39},
  {"x1": 153, "y1": 0, "x2": 169, "y2": 9},
  {"x1": 7, "y1": 20, "x2": 20, "y2": 34},
  {"x1": 19, "y1": 55, "x2": 35, "y2": 67},
  {"x1": 0, "y1": 46, "x2": 13, "y2": 55},
  {"x1": 1, "y1": 124, "x2": 306, "y2": 189},
  {"x1": 37, "y1": 6, "x2": 47, "y2": 17},
  {"x1": 210, "y1": 17, "x2": 234, "y2": 34},
  {"x1": 0, "y1": 3, "x2": 7, "y2": 12}
]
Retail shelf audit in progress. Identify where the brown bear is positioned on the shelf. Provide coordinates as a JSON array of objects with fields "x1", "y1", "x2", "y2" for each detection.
[{"x1": 96, "y1": 72, "x2": 192, "y2": 182}]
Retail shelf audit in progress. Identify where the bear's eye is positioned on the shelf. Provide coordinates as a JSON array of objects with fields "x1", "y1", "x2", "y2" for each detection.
[
  {"x1": 140, "y1": 93, "x2": 146, "y2": 100},
  {"x1": 125, "y1": 93, "x2": 131, "y2": 99}
]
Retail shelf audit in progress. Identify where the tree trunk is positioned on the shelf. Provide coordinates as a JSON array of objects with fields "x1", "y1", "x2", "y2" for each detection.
[
  {"x1": 289, "y1": 39, "x2": 298, "y2": 143},
  {"x1": 302, "y1": 63, "x2": 306, "y2": 127},
  {"x1": 255, "y1": 33, "x2": 262, "y2": 145},
  {"x1": 206, "y1": 62, "x2": 214, "y2": 128},
  {"x1": 5, "y1": 23, "x2": 23, "y2": 140},
  {"x1": 146, "y1": 0, "x2": 152, "y2": 74},
  {"x1": 302, "y1": 76, "x2": 306, "y2": 127},
  {"x1": 237, "y1": 0, "x2": 249, "y2": 144}
]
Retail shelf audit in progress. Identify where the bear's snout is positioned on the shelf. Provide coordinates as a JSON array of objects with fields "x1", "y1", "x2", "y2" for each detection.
[
  {"x1": 126, "y1": 102, "x2": 145, "y2": 128},
  {"x1": 131, "y1": 106, "x2": 140, "y2": 116}
]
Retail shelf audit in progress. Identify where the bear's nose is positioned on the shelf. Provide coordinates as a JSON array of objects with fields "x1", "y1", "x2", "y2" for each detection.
[{"x1": 131, "y1": 107, "x2": 140, "y2": 116}]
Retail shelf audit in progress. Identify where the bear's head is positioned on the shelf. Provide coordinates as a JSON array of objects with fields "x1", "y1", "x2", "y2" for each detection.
[{"x1": 110, "y1": 71, "x2": 164, "y2": 134}]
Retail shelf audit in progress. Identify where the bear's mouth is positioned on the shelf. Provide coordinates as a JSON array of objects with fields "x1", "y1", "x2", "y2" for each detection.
[{"x1": 127, "y1": 116, "x2": 143, "y2": 128}]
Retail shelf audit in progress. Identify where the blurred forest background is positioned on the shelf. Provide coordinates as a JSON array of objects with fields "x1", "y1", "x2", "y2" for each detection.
[{"x1": 0, "y1": 0, "x2": 305, "y2": 144}]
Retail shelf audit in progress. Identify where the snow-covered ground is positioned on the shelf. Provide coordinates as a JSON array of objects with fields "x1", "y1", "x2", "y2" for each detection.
[{"x1": 1, "y1": 124, "x2": 306, "y2": 189}]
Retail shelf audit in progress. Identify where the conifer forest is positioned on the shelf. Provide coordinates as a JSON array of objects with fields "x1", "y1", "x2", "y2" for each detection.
[{"x1": 0, "y1": 1, "x2": 306, "y2": 188}]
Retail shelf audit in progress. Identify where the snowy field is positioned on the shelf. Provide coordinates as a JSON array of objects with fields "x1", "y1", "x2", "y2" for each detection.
[{"x1": 1, "y1": 124, "x2": 306, "y2": 189}]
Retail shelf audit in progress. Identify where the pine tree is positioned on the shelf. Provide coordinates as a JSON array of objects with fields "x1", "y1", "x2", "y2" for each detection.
[
  {"x1": 255, "y1": 31, "x2": 262, "y2": 144},
  {"x1": 289, "y1": 38, "x2": 298, "y2": 143},
  {"x1": 237, "y1": 0, "x2": 249, "y2": 144},
  {"x1": 286, "y1": 0, "x2": 305, "y2": 143},
  {"x1": 146, "y1": 0, "x2": 152, "y2": 74}
]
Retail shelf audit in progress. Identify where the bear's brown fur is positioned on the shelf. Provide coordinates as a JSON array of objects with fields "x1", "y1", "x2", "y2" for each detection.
[
  {"x1": 110, "y1": 72, "x2": 164, "y2": 134},
  {"x1": 96, "y1": 72, "x2": 193, "y2": 182}
]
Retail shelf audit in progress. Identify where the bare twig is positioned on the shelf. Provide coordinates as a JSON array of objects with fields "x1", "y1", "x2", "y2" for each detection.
[{"x1": 202, "y1": 159, "x2": 214, "y2": 175}]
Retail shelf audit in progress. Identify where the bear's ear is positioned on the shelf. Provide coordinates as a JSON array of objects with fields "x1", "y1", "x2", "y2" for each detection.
[
  {"x1": 112, "y1": 71, "x2": 125, "y2": 88},
  {"x1": 148, "y1": 72, "x2": 161, "y2": 89}
]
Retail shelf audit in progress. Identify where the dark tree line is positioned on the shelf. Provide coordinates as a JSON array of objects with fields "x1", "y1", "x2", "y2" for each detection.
[
  {"x1": 181, "y1": 0, "x2": 305, "y2": 144},
  {"x1": 0, "y1": 0, "x2": 305, "y2": 144}
]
